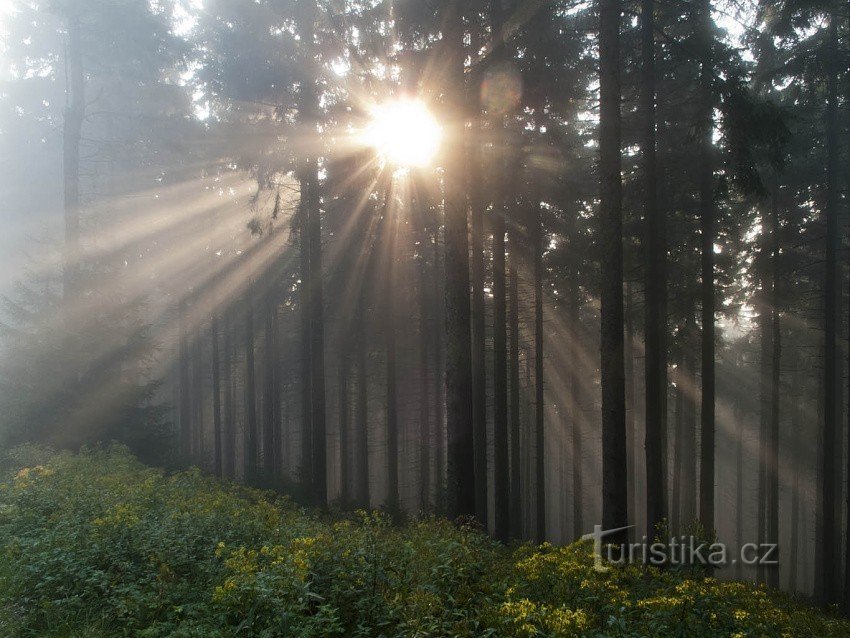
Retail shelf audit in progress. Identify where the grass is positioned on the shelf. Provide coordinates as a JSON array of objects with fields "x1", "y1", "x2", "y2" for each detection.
[{"x1": 0, "y1": 444, "x2": 846, "y2": 637}]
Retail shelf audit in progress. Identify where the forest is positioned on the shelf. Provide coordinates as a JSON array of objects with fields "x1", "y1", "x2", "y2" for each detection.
[{"x1": 0, "y1": 0, "x2": 849, "y2": 635}]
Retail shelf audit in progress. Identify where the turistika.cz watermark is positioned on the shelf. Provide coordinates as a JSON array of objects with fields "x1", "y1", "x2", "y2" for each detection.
[{"x1": 582, "y1": 525, "x2": 779, "y2": 573}]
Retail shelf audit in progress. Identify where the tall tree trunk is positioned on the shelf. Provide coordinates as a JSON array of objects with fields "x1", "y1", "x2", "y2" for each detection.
[
  {"x1": 212, "y1": 310, "x2": 223, "y2": 477},
  {"x1": 224, "y1": 308, "x2": 236, "y2": 478},
  {"x1": 735, "y1": 398, "x2": 744, "y2": 580},
  {"x1": 191, "y1": 322, "x2": 204, "y2": 466},
  {"x1": 767, "y1": 192, "x2": 781, "y2": 589},
  {"x1": 355, "y1": 297, "x2": 370, "y2": 508},
  {"x1": 493, "y1": 212, "x2": 509, "y2": 540},
  {"x1": 697, "y1": 0, "x2": 716, "y2": 534},
  {"x1": 417, "y1": 235, "x2": 433, "y2": 511},
  {"x1": 569, "y1": 284, "x2": 583, "y2": 539},
  {"x1": 470, "y1": 121, "x2": 488, "y2": 526},
  {"x1": 509, "y1": 236, "x2": 522, "y2": 537},
  {"x1": 442, "y1": 0, "x2": 475, "y2": 520},
  {"x1": 789, "y1": 382, "x2": 801, "y2": 592},
  {"x1": 757, "y1": 203, "x2": 774, "y2": 584},
  {"x1": 821, "y1": 1, "x2": 840, "y2": 605},
  {"x1": 599, "y1": 0, "x2": 628, "y2": 538},
  {"x1": 681, "y1": 318, "x2": 697, "y2": 526},
  {"x1": 625, "y1": 282, "x2": 636, "y2": 536},
  {"x1": 244, "y1": 286, "x2": 258, "y2": 484},
  {"x1": 384, "y1": 195, "x2": 400, "y2": 513},
  {"x1": 178, "y1": 299, "x2": 191, "y2": 463},
  {"x1": 263, "y1": 296, "x2": 280, "y2": 479},
  {"x1": 338, "y1": 341, "x2": 351, "y2": 504},
  {"x1": 296, "y1": 0, "x2": 327, "y2": 507},
  {"x1": 533, "y1": 204, "x2": 545, "y2": 543},
  {"x1": 642, "y1": 0, "x2": 667, "y2": 542},
  {"x1": 671, "y1": 346, "x2": 684, "y2": 535},
  {"x1": 433, "y1": 232, "x2": 447, "y2": 513}
]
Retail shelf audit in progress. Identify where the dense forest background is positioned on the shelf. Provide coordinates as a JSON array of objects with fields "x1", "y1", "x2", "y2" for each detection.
[{"x1": 0, "y1": 0, "x2": 848, "y2": 607}]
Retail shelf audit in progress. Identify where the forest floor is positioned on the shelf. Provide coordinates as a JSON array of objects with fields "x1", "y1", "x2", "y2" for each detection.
[{"x1": 0, "y1": 446, "x2": 847, "y2": 637}]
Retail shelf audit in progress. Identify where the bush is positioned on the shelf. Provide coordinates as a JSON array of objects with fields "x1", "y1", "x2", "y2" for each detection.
[{"x1": 0, "y1": 446, "x2": 846, "y2": 637}]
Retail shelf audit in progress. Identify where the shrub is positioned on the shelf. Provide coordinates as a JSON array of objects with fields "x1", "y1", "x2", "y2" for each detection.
[{"x1": 0, "y1": 446, "x2": 846, "y2": 637}]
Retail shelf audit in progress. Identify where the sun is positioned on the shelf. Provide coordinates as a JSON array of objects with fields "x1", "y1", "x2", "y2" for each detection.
[{"x1": 362, "y1": 99, "x2": 442, "y2": 168}]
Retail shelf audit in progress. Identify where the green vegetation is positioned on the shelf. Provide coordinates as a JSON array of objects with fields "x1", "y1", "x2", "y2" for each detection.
[{"x1": 0, "y1": 447, "x2": 845, "y2": 637}]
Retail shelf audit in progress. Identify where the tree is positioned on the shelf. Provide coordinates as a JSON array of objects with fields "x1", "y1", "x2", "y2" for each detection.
[
  {"x1": 641, "y1": 0, "x2": 667, "y2": 541},
  {"x1": 599, "y1": 0, "x2": 629, "y2": 537}
]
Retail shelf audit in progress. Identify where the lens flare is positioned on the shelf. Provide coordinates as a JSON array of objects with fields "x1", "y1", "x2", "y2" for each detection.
[{"x1": 362, "y1": 99, "x2": 442, "y2": 168}]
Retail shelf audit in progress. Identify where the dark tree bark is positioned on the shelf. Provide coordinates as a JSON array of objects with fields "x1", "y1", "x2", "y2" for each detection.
[
  {"x1": 767, "y1": 193, "x2": 781, "y2": 589},
  {"x1": 178, "y1": 299, "x2": 191, "y2": 462},
  {"x1": 509, "y1": 236, "x2": 522, "y2": 537},
  {"x1": 296, "y1": 0, "x2": 327, "y2": 507},
  {"x1": 569, "y1": 284, "x2": 583, "y2": 539},
  {"x1": 788, "y1": 382, "x2": 801, "y2": 592},
  {"x1": 671, "y1": 346, "x2": 684, "y2": 535},
  {"x1": 488, "y1": 0, "x2": 513, "y2": 541},
  {"x1": 821, "y1": 2, "x2": 840, "y2": 605},
  {"x1": 533, "y1": 204, "x2": 545, "y2": 543},
  {"x1": 191, "y1": 322, "x2": 204, "y2": 466},
  {"x1": 599, "y1": 0, "x2": 628, "y2": 538},
  {"x1": 417, "y1": 231, "x2": 433, "y2": 512},
  {"x1": 624, "y1": 282, "x2": 636, "y2": 535},
  {"x1": 244, "y1": 286, "x2": 258, "y2": 483},
  {"x1": 470, "y1": 127, "x2": 488, "y2": 527},
  {"x1": 735, "y1": 399, "x2": 744, "y2": 581},
  {"x1": 338, "y1": 341, "x2": 351, "y2": 504},
  {"x1": 641, "y1": 0, "x2": 667, "y2": 542},
  {"x1": 757, "y1": 228, "x2": 771, "y2": 584},
  {"x1": 383, "y1": 195, "x2": 400, "y2": 514},
  {"x1": 493, "y1": 213, "x2": 509, "y2": 540},
  {"x1": 223, "y1": 308, "x2": 236, "y2": 479},
  {"x1": 681, "y1": 318, "x2": 697, "y2": 526},
  {"x1": 433, "y1": 232, "x2": 447, "y2": 513},
  {"x1": 355, "y1": 296, "x2": 370, "y2": 508},
  {"x1": 263, "y1": 296, "x2": 280, "y2": 479},
  {"x1": 212, "y1": 310, "x2": 223, "y2": 477},
  {"x1": 697, "y1": 0, "x2": 716, "y2": 534},
  {"x1": 442, "y1": 0, "x2": 475, "y2": 520}
]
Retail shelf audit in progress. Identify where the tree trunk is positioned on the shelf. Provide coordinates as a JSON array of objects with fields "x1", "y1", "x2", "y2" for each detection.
[
  {"x1": 178, "y1": 299, "x2": 191, "y2": 463},
  {"x1": 509, "y1": 234, "x2": 522, "y2": 538},
  {"x1": 384, "y1": 195, "x2": 399, "y2": 513},
  {"x1": 417, "y1": 234, "x2": 433, "y2": 512},
  {"x1": 735, "y1": 399, "x2": 744, "y2": 580},
  {"x1": 599, "y1": 0, "x2": 628, "y2": 539},
  {"x1": 569, "y1": 284, "x2": 583, "y2": 539},
  {"x1": 212, "y1": 310, "x2": 223, "y2": 477},
  {"x1": 442, "y1": 0, "x2": 475, "y2": 520},
  {"x1": 355, "y1": 296, "x2": 370, "y2": 508},
  {"x1": 821, "y1": 2, "x2": 839, "y2": 605},
  {"x1": 757, "y1": 206, "x2": 773, "y2": 584},
  {"x1": 244, "y1": 286, "x2": 258, "y2": 484},
  {"x1": 642, "y1": 0, "x2": 667, "y2": 543},
  {"x1": 625, "y1": 282, "x2": 636, "y2": 537},
  {"x1": 338, "y1": 341, "x2": 351, "y2": 505},
  {"x1": 788, "y1": 383, "x2": 801, "y2": 592},
  {"x1": 697, "y1": 0, "x2": 716, "y2": 535},
  {"x1": 671, "y1": 346, "x2": 684, "y2": 535},
  {"x1": 767, "y1": 192, "x2": 781, "y2": 589},
  {"x1": 681, "y1": 319, "x2": 697, "y2": 526},
  {"x1": 224, "y1": 308, "x2": 236, "y2": 479},
  {"x1": 296, "y1": 0, "x2": 327, "y2": 507},
  {"x1": 533, "y1": 204, "x2": 545, "y2": 543},
  {"x1": 263, "y1": 296, "x2": 280, "y2": 479},
  {"x1": 470, "y1": 121, "x2": 488, "y2": 526}
]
